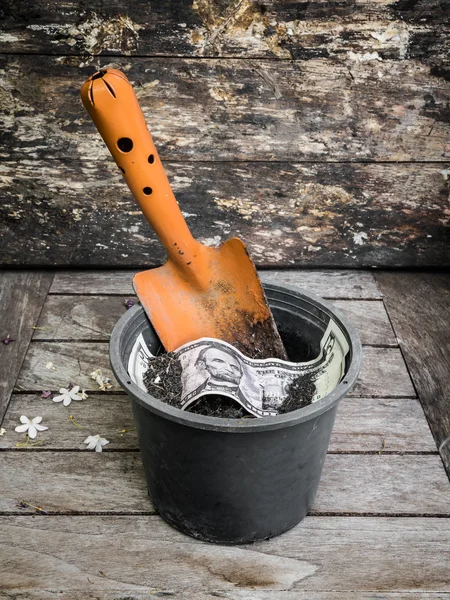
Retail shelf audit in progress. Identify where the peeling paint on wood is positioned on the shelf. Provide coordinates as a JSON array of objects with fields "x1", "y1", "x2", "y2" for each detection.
[
  {"x1": 0, "y1": 160, "x2": 447, "y2": 267},
  {"x1": 0, "y1": 0, "x2": 449, "y2": 61},
  {"x1": 0, "y1": 56, "x2": 449, "y2": 163},
  {"x1": 0, "y1": 5, "x2": 448, "y2": 268},
  {"x1": 26, "y1": 13, "x2": 141, "y2": 65}
]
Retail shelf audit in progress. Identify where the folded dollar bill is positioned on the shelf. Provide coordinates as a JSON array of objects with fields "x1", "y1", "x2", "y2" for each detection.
[{"x1": 128, "y1": 319, "x2": 349, "y2": 418}]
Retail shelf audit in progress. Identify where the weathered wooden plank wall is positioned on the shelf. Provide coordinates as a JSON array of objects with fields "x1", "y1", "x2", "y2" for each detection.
[{"x1": 0, "y1": 0, "x2": 449, "y2": 267}]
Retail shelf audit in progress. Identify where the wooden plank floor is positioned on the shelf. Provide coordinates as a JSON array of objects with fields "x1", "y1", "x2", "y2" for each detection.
[
  {"x1": 0, "y1": 269, "x2": 449, "y2": 597},
  {"x1": 375, "y1": 272, "x2": 450, "y2": 477}
]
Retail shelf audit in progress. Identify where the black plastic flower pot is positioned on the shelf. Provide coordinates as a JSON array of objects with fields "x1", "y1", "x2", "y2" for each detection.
[{"x1": 110, "y1": 284, "x2": 362, "y2": 544}]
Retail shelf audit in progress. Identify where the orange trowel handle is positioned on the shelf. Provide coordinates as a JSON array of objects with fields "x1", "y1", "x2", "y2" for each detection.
[{"x1": 80, "y1": 69, "x2": 201, "y2": 265}]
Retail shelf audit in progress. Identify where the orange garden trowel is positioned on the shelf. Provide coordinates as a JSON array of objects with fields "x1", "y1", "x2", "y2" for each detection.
[{"x1": 81, "y1": 69, "x2": 287, "y2": 360}]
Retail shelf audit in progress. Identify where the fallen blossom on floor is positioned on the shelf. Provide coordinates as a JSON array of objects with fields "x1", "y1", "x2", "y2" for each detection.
[
  {"x1": 90, "y1": 369, "x2": 113, "y2": 390},
  {"x1": 79, "y1": 389, "x2": 89, "y2": 400},
  {"x1": 53, "y1": 385, "x2": 84, "y2": 406},
  {"x1": 124, "y1": 298, "x2": 135, "y2": 309},
  {"x1": 84, "y1": 434, "x2": 110, "y2": 452},
  {"x1": 41, "y1": 390, "x2": 52, "y2": 399},
  {"x1": 15, "y1": 416, "x2": 48, "y2": 439},
  {"x1": 1, "y1": 334, "x2": 15, "y2": 345},
  {"x1": 45, "y1": 361, "x2": 56, "y2": 371},
  {"x1": 0, "y1": 428, "x2": 6, "y2": 436}
]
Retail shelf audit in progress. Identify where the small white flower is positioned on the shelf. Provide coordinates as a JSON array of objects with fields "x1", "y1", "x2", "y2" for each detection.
[
  {"x1": 52, "y1": 385, "x2": 83, "y2": 407},
  {"x1": 45, "y1": 361, "x2": 57, "y2": 371},
  {"x1": 0, "y1": 428, "x2": 6, "y2": 436},
  {"x1": 83, "y1": 434, "x2": 110, "y2": 452},
  {"x1": 79, "y1": 389, "x2": 89, "y2": 400},
  {"x1": 15, "y1": 416, "x2": 48, "y2": 439},
  {"x1": 90, "y1": 369, "x2": 113, "y2": 390}
]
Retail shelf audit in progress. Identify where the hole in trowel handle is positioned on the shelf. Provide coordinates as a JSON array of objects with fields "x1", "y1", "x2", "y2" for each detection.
[{"x1": 117, "y1": 138, "x2": 133, "y2": 152}]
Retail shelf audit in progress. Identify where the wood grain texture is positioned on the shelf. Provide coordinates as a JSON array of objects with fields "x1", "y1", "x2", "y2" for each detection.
[
  {"x1": 2, "y1": 161, "x2": 449, "y2": 269},
  {"x1": 0, "y1": 452, "x2": 149, "y2": 514},
  {"x1": 375, "y1": 272, "x2": 450, "y2": 476},
  {"x1": 32, "y1": 295, "x2": 137, "y2": 340},
  {"x1": 0, "y1": 395, "x2": 435, "y2": 453},
  {"x1": 313, "y1": 454, "x2": 450, "y2": 514},
  {"x1": 32, "y1": 295, "x2": 395, "y2": 346},
  {"x1": 13, "y1": 342, "x2": 415, "y2": 396},
  {"x1": 1, "y1": 515, "x2": 449, "y2": 592},
  {"x1": 14, "y1": 341, "x2": 121, "y2": 392},
  {"x1": 0, "y1": 0, "x2": 448, "y2": 60},
  {"x1": 0, "y1": 394, "x2": 136, "y2": 451},
  {"x1": 331, "y1": 300, "x2": 397, "y2": 346},
  {"x1": 49, "y1": 269, "x2": 382, "y2": 298},
  {"x1": 352, "y1": 347, "x2": 415, "y2": 397},
  {"x1": 330, "y1": 397, "x2": 436, "y2": 452},
  {"x1": 0, "y1": 453, "x2": 448, "y2": 515},
  {"x1": 0, "y1": 271, "x2": 53, "y2": 423},
  {"x1": 0, "y1": 56, "x2": 449, "y2": 164},
  {"x1": 1, "y1": 593, "x2": 449, "y2": 600},
  {"x1": 1, "y1": 119, "x2": 448, "y2": 267}
]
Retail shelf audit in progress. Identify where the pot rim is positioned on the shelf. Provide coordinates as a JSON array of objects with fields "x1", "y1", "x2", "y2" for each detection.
[{"x1": 110, "y1": 284, "x2": 362, "y2": 433}]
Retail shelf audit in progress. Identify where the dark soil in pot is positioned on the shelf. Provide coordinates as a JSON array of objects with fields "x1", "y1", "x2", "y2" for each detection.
[{"x1": 142, "y1": 328, "x2": 317, "y2": 419}]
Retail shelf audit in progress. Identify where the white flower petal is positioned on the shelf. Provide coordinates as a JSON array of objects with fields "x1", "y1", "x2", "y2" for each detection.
[
  {"x1": 95, "y1": 443, "x2": 103, "y2": 452},
  {"x1": 28, "y1": 426, "x2": 37, "y2": 439},
  {"x1": 63, "y1": 396, "x2": 72, "y2": 407},
  {"x1": 34, "y1": 424, "x2": 48, "y2": 432},
  {"x1": 52, "y1": 395, "x2": 64, "y2": 403},
  {"x1": 32, "y1": 416, "x2": 42, "y2": 424},
  {"x1": 84, "y1": 434, "x2": 101, "y2": 450},
  {"x1": 19, "y1": 415, "x2": 30, "y2": 424},
  {"x1": 59, "y1": 388, "x2": 68, "y2": 394},
  {"x1": 70, "y1": 386, "x2": 80, "y2": 395},
  {"x1": 15, "y1": 424, "x2": 29, "y2": 433},
  {"x1": 98, "y1": 438, "x2": 109, "y2": 446}
]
